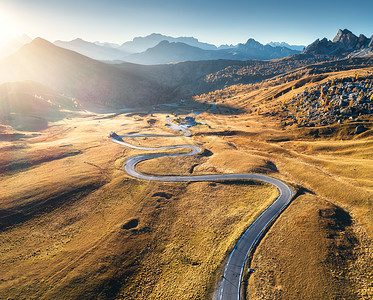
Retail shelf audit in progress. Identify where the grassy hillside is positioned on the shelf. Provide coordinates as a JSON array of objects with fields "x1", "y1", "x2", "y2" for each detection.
[
  {"x1": 0, "y1": 81, "x2": 81, "y2": 131},
  {"x1": 0, "y1": 111, "x2": 280, "y2": 299},
  {"x1": 0, "y1": 39, "x2": 173, "y2": 108},
  {"x1": 3, "y1": 39, "x2": 372, "y2": 113},
  {"x1": 194, "y1": 67, "x2": 373, "y2": 298},
  {"x1": 0, "y1": 54, "x2": 372, "y2": 299}
]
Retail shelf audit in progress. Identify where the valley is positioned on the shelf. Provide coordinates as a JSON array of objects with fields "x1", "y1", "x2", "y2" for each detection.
[{"x1": 0, "y1": 28, "x2": 373, "y2": 300}]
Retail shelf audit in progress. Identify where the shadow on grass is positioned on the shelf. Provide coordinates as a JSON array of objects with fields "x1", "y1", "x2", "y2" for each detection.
[{"x1": 0, "y1": 183, "x2": 101, "y2": 231}]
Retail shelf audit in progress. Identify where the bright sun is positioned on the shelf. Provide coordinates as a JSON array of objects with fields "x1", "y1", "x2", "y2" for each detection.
[{"x1": 0, "y1": 12, "x2": 22, "y2": 43}]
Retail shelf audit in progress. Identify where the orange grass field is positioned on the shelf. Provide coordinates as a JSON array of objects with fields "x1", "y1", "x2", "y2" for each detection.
[{"x1": 1, "y1": 67, "x2": 373, "y2": 299}]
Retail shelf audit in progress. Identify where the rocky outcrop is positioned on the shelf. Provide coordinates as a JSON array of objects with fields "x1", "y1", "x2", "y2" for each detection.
[
  {"x1": 369, "y1": 36, "x2": 373, "y2": 48},
  {"x1": 303, "y1": 38, "x2": 341, "y2": 55},
  {"x1": 283, "y1": 76, "x2": 373, "y2": 127},
  {"x1": 303, "y1": 29, "x2": 373, "y2": 57},
  {"x1": 356, "y1": 34, "x2": 370, "y2": 49},
  {"x1": 332, "y1": 29, "x2": 358, "y2": 50}
]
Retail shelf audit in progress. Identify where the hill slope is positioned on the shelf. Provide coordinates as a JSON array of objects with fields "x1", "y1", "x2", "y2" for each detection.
[
  {"x1": 0, "y1": 81, "x2": 78, "y2": 131},
  {"x1": 54, "y1": 38, "x2": 130, "y2": 61},
  {"x1": 0, "y1": 38, "x2": 172, "y2": 108},
  {"x1": 0, "y1": 34, "x2": 32, "y2": 59}
]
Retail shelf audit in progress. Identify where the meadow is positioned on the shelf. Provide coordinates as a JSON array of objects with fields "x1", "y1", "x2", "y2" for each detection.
[{"x1": 1, "y1": 66, "x2": 372, "y2": 299}]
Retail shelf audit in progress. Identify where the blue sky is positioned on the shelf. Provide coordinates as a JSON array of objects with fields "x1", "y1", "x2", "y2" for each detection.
[{"x1": 1, "y1": 0, "x2": 373, "y2": 46}]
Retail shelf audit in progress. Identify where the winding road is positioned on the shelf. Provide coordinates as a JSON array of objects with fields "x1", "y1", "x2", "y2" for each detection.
[{"x1": 111, "y1": 117, "x2": 294, "y2": 300}]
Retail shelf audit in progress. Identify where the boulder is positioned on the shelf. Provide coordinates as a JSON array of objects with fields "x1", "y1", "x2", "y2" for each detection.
[
  {"x1": 340, "y1": 107, "x2": 352, "y2": 115},
  {"x1": 355, "y1": 125, "x2": 367, "y2": 135},
  {"x1": 339, "y1": 100, "x2": 349, "y2": 107}
]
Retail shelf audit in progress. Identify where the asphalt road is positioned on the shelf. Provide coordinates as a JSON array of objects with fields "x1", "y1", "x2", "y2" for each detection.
[{"x1": 111, "y1": 118, "x2": 294, "y2": 300}]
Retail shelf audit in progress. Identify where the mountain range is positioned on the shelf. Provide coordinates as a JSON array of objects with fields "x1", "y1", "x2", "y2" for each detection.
[
  {"x1": 123, "y1": 38, "x2": 300, "y2": 64},
  {"x1": 0, "y1": 38, "x2": 173, "y2": 109},
  {"x1": 118, "y1": 33, "x2": 220, "y2": 52},
  {"x1": 0, "y1": 32, "x2": 306, "y2": 65},
  {"x1": 267, "y1": 42, "x2": 305, "y2": 52},
  {"x1": 3, "y1": 31, "x2": 372, "y2": 66},
  {"x1": 54, "y1": 38, "x2": 130, "y2": 61},
  {"x1": 0, "y1": 34, "x2": 32, "y2": 59},
  {"x1": 303, "y1": 29, "x2": 373, "y2": 57},
  {"x1": 1, "y1": 28, "x2": 372, "y2": 122},
  {"x1": 50, "y1": 33, "x2": 301, "y2": 64},
  {"x1": 0, "y1": 37, "x2": 282, "y2": 111},
  {"x1": 0, "y1": 36, "x2": 307, "y2": 116}
]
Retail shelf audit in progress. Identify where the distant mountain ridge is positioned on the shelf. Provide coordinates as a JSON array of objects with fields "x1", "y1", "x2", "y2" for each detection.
[
  {"x1": 0, "y1": 34, "x2": 32, "y2": 59},
  {"x1": 118, "y1": 33, "x2": 218, "y2": 53},
  {"x1": 232, "y1": 38, "x2": 299, "y2": 59},
  {"x1": 267, "y1": 42, "x2": 305, "y2": 52},
  {"x1": 4, "y1": 31, "x2": 371, "y2": 65},
  {"x1": 0, "y1": 38, "x2": 172, "y2": 108},
  {"x1": 124, "y1": 40, "x2": 216, "y2": 64},
  {"x1": 2, "y1": 36, "x2": 373, "y2": 116},
  {"x1": 54, "y1": 38, "x2": 129, "y2": 61},
  {"x1": 0, "y1": 37, "x2": 317, "y2": 112},
  {"x1": 47, "y1": 33, "x2": 302, "y2": 64},
  {"x1": 93, "y1": 41, "x2": 121, "y2": 48},
  {"x1": 124, "y1": 38, "x2": 299, "y2": 65},
  {"x1": 303, "y1": 29, "x2": 373, "y2": 57}
]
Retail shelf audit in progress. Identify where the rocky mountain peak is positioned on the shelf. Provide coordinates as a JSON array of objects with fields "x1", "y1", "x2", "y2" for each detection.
[
  {"x1": 332, "y1": 29, "x2": 358, "y2": 49},
  {"x1": 303, "y1": 29, "x2": 372, "y2": 56},
  {"x1": 157, "y1": 40, "x2": 170, "y2": 46},
  {"x1": 332, "y1": 29, "x2": 351, "y2": 41},
  {"x1": 31, "y1": 37, "x2": 55, "y2": 48},
  {"x1": 357, "y1": 34, "x2": 369, "y2": 49},
  {"x1": 302, "y1": 38, "x2": 336, "y2": 55},
  {"x1": 242, "y1": 38, "x2": 263, "y2": 49}
]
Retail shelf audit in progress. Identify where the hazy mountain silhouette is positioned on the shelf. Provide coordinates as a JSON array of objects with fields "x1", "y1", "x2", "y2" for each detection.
[
  {"x1": 1, "y1": 34, "x2": 355, "y2": 114},
  {"x1": 0, "y1": 38, "x2": 173, "y2": 108},
  {"x1": 2, "y1": 38, "x2": 275, "y2": 111},
  {"x1": 225, "y1": 38, "x2": 299, "y2": 60},
  {"x1": 47, "y1": 34, "x2": 300, "y2": 64},
  {"x1": 267, "y1": 42, "x2": 305, "y2": 52},
  {"x1": 0, "y1": 34, "x2": 32, "y2": 59},
  {"x1": 93, "y1": 41, "x2": 121, "y2": 48},
  {"x1": 123, "y1": 38, "x2": 299, "y2": 65},
  {"x1": 118, "y1": 33, "x2": 218, "y2": 53},
  {"x1": 54, "y1": 38, "x2": 129, "y2": 61},
  {"x1": 124, "y1": 41, "x2": 219, "y2": 64}
]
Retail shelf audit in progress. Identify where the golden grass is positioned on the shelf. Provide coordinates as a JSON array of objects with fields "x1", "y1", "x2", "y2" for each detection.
[
  {"x1": 0, "y1": 112, "x2": 278, "y2": 299},
  {"x1": 195, "y1": 69, "x2": 373, "y2": 299},
  {"x1": 118, "y1": 181, "x2": 278, "y2": 300},
  {"x1": 1, "y1": 66, "x2": 373, "y2": 299},
  {"x1": 246, "y1": 194, "x2": 373, "y2": 299}
]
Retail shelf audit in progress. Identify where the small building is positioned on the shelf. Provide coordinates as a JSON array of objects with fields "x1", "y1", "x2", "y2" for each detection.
[
  {"x1": 181, "y1": 116, "x2": 197, "y2": 127},
  {"x1": 109, "y1": 131, "x2": 119, "y2": 138}
]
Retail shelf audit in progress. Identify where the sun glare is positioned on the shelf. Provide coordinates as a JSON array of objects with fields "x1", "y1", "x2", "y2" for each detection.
[{"x1": 0, "y1": 12, "x2": 22, "y2": 43}]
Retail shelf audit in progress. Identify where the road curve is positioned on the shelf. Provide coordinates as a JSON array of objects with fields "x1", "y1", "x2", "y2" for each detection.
[{"x1": 111, "y1": 117, "x2": 294, "y2": 300}]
